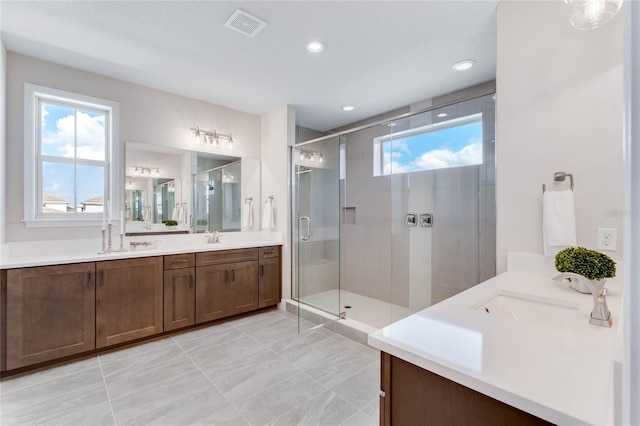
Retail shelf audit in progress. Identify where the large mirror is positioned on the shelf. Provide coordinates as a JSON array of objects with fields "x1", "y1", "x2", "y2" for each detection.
[{"x1": 124, "y1": 142, "x2": 259, "y2": 235}]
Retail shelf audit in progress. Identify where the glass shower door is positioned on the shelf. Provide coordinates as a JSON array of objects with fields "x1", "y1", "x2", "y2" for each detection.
[{"x1": 292, "y1": 136, "x2": 342, "y2": 326}]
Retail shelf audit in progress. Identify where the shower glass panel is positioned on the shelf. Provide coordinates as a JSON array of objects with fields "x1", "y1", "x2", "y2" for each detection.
[
  {"x1": 292, "y1": 92, "x2": 495, "y2": 332},
  {"x1": 292, "y1": 136, "x2": 342, "y2": 325},
  {"x1": 340, "y1": 93, "x2": 496, "y2": 328}
]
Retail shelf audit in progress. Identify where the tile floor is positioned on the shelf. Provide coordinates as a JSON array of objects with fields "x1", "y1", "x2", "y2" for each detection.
[{"x1": 0, "y1": 309, "x2": 380, "y2": 426}]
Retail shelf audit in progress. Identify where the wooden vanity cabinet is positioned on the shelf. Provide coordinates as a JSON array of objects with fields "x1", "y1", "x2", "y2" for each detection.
[
  {"x1": 195, "y1": 248, "x2": 259, "y2": 323},
  {"x1": 259, "y1": 247, "x2": 281, "y2": 308},
  {"x1": 380, "y1": 352, "x2": 553, "y2": 426},
  {"x1": 1, "y1": 245, "x2": 282, "y2": 373},
  {"x1": 5, "y1": 263, "x2": 95, "y2": 370},
  {"x1": 163, "y1": 254, "x2": 196, "y2": 331},
  {"x1": 96, "y1": 256, "x2": 163, "y2": 348}
]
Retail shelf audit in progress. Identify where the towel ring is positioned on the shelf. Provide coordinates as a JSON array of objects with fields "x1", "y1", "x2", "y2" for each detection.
[{"x1": 542, "y1": 172, "x2": 574, "y2": 193}]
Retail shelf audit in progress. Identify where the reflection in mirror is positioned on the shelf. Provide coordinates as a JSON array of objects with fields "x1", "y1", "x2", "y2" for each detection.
[
  {"x1": 153, "y1": 179, "x2": 178, "y2": 223},
  {"x1": 124, "y1": 141, "x2": 251, "y2": 235},
  {"x1": 194, "y1": 160, "x2": 241, "y2": 233}
]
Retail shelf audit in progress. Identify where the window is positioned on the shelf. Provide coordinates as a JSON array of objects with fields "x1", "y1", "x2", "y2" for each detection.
[
  {"x1": 373, "y1": 113, "x2": 483, "y2": 176},
  {"x1": 24, "y1": 84, "x2": 119, "y2": 227}
]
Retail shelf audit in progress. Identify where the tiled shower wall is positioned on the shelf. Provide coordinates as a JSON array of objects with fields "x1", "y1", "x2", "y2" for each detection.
[{"x1": 341, "y1": 94, "x2": 496, "y2": 312}]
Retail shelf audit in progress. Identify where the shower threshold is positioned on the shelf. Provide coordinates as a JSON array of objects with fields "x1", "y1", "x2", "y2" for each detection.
[{"x1": 286, "y1": 290, "x2": 417, "y2": 346}]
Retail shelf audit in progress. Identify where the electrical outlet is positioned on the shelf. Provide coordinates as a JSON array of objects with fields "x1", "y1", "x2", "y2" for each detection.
[{"x1": 597, "y1": 228, "x2": 617, "y2": 251}]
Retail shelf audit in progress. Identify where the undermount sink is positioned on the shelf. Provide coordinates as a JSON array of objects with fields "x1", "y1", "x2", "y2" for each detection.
[{"x1": 473, "y1": 290, "x2": 580, "y2": 329}]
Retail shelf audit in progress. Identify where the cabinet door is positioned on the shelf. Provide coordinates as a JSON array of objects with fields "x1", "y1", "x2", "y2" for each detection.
[
  {"x1": 96, "y1": 257, "x2": 163, "y2": 348},
  {"x1": 6, "y1": 263, "x2": 95, "y2": 369},
  {"x1": 195, "y1": 264, "x2": 228, "y2": 323},
  {"x1": 259, "y1": 257, "x2": 281, "y2": 308},
  {"x1": 229, "y1": 260, "x2": 259, "y2": 316},
  {"x1": 164, "y1": 268, "x2": 195, "y2": 331}
]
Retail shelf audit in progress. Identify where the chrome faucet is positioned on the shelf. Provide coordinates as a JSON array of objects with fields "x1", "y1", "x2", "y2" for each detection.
[
  {"x1": 205, "y1": 231, "x2": 221, "y2": 244},
  {"x1": 553, "y1": 273, "x2": 612, "y2": 327}
]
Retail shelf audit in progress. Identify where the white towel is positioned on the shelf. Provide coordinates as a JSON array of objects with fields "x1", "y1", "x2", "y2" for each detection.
[
  {"x1": 171, "y1": 204, "x2": 179, "y2": 221},
  {"x1": 180, "y1": 204, "x2": 188, "y2": 225},
  {"x1": 543, "y1": 189, "x2": 577, "y2": 257},
  {"x1": 262, "y1": 200, "x2": 275, "y2": 230},
  {"x1": 242, "y1": 203, "x2": 254, "y2": 229}
]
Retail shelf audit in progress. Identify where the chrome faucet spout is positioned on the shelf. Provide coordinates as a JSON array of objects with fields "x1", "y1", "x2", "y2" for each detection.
[
  {"x1": 205, "y1": 231, "x2": 221, "y2": 244},
  {"x1": 553, "y1": 273, "x2": 612, "y2": 327}
]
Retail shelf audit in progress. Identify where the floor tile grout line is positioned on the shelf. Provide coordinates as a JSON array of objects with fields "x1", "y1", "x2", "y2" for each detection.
[
  {"x1": 266, "y1": 387, "x2": 356, "y2": 426},
  {"x1": 172, "y1": 336, "x2": 253, "y2": 426},
  {"x1": 0, "y1": 361, "x2": 106, "y2": 417},
  {"x1": 97, "y1": 355, "x2": 119, "y2": 426}
]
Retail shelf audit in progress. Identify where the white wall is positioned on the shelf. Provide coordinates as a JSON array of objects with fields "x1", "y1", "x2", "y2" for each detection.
[
  {"x1": 5, "y1": 53, "x2": 261, "y2": 242},
  {"x1": 623, "y1": 1, "x2": 640, "y2": 423},
  {"x1": 261, "y1": 105, "x2": 295, "y2": 302},
  {"x1": 496, "y1": 1, "x2": 624, "y2": 273},
  {"x1": 0, "y1": 39, "x2": 6, "y2": 244}
]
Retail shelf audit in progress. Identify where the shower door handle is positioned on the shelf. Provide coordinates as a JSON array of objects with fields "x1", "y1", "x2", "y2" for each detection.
[{"x1": 299, "y1": 216, "x2": 311, "y2": 241}]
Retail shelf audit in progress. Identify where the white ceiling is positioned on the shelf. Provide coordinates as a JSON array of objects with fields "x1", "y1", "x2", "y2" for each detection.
[{"x1": 0, "y1": 1, "x2": 497, "y2": 132}]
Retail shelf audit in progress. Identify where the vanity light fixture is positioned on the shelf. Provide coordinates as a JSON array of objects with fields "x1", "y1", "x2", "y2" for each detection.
[
  {"x1": 192, "y1": 126, "x2": 234, "y2": 149},
  {"x1": 341, "y1": 105, "x2": 355, "y2": 112},
  {"x1": 305, "y1": 41, "x2": 326, "y2": 53},
  {"x1": 452, "y1": 59, "x2": 476, "y2": 71},
  {"x1": 299, "y1": 149, "x2": 324, "y2": 163},
  {"x1": 565, "y1": 0, "x2": 623, "y2": 30},
  {"x1": 133, "y1": 166, "x2": 159, "y2": 177}
]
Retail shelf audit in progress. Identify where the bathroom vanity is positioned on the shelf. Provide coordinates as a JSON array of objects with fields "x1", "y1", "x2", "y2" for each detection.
[
  {"x1": 0, "y1": 233, "x2": 282, "y2": 374},
  {"x1": 369, "y1": 255, "x2": 623, "y2": 425}
]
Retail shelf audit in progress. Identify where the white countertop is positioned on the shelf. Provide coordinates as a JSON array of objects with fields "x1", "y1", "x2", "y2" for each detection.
[
  {"x1": 0, "y1": 231, "x2": 283, "y2": 269},
  {"x1": 368, "y1": 257, "x2": 622, "y2": 425}
]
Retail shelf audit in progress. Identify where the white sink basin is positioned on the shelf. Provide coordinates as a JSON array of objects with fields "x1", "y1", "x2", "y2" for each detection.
[{"x1": 474, "y1": 290, "x2": 580, "y2": 329}]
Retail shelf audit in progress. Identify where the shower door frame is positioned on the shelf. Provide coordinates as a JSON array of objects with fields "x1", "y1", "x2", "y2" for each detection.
[
  {"x1": 291, "y1": 87, "x2": 496, "y2": 329},
  {"x1": 291, "y1": 136, "x2": 344, "y2": 324}
]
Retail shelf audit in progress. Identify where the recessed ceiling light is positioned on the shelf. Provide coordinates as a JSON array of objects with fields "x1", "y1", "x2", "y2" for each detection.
[
  {"x1": 341, "y1": 105, "x2": 354, "y2": 112},
  {"x1": 452, "y1": 59, "x2": 476, "y2": 71},
  {"x1": 306, "y1": 41, "x2": 326, "y2": 53},
  {"x1": 437, "y1": 113, "x2": 448, "y2": 118}
]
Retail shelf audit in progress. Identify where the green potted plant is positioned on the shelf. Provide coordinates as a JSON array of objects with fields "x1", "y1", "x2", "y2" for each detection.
[
  {"x1": 554, "y1": 247, "x2": 616, "y2": 293},
  {"x1": 162, "y1": 219, "x2": 178, "y2": 228}
]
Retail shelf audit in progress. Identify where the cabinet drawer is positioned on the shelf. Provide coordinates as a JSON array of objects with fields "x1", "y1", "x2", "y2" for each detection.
[
  {"x1": 259, "y1": 246, "x2": 281, "y2": 259},
  {"x1": 164, "y1": 253, "x2": 195, "y2": 270},
  {"x1": 196, "y1": 248, "x2": 259, "y2": 266}
]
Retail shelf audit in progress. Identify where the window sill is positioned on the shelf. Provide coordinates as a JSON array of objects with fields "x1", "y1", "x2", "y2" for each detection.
[{"x1": 23, "y1": 218, "x2": 120, "y2": 228}]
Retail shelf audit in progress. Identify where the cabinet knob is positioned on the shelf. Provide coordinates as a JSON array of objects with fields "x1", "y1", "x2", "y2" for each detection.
[
  {"x1": 231, "y1": 269, "x2": 235, "y2": 282},
  {"x1": 86, "y1": 271, "x2": 92, "y2": 288},
  {"x1": 189, "y1": 274, "x2": 194, "y2": 288},
  {"x1": 260, "y1": 265, "x2": 264, "y2": 277},
  {"x1": 224, "y1": 270, "x2": 229, "y2": 283},
  {"x1": 172, "y1": 259, "x2": 188, "y2": 264}
]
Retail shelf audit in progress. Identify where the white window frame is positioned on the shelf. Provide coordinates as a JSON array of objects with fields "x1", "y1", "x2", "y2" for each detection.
[
  {"x1": 373, "y1": 113, "x2": 483, "y2": 176},
  {"x1": 24, "y1": 83, "x2": 120, "y2": 228}
]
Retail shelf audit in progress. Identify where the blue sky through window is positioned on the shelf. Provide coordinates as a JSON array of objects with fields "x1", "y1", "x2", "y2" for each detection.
[
  {"x1": 40, "y1": 102, "x2": 106, "y2": 211},
  {"x1": 377, "y1": 116, "x2": 483, "y2": 175}
]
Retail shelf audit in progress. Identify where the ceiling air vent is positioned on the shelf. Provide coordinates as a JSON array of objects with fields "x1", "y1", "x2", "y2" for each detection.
[{"x1": 224, "y1": 9, "x2": 267, "y2": 38}]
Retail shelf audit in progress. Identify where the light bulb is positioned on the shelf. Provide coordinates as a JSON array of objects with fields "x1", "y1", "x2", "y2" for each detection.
[
  {"x1": 584, "y1": 0, "x2": 605, "y2": 20},
  {"x1": 569, "y1": 0, "x2": 622, "y2": 30}
]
